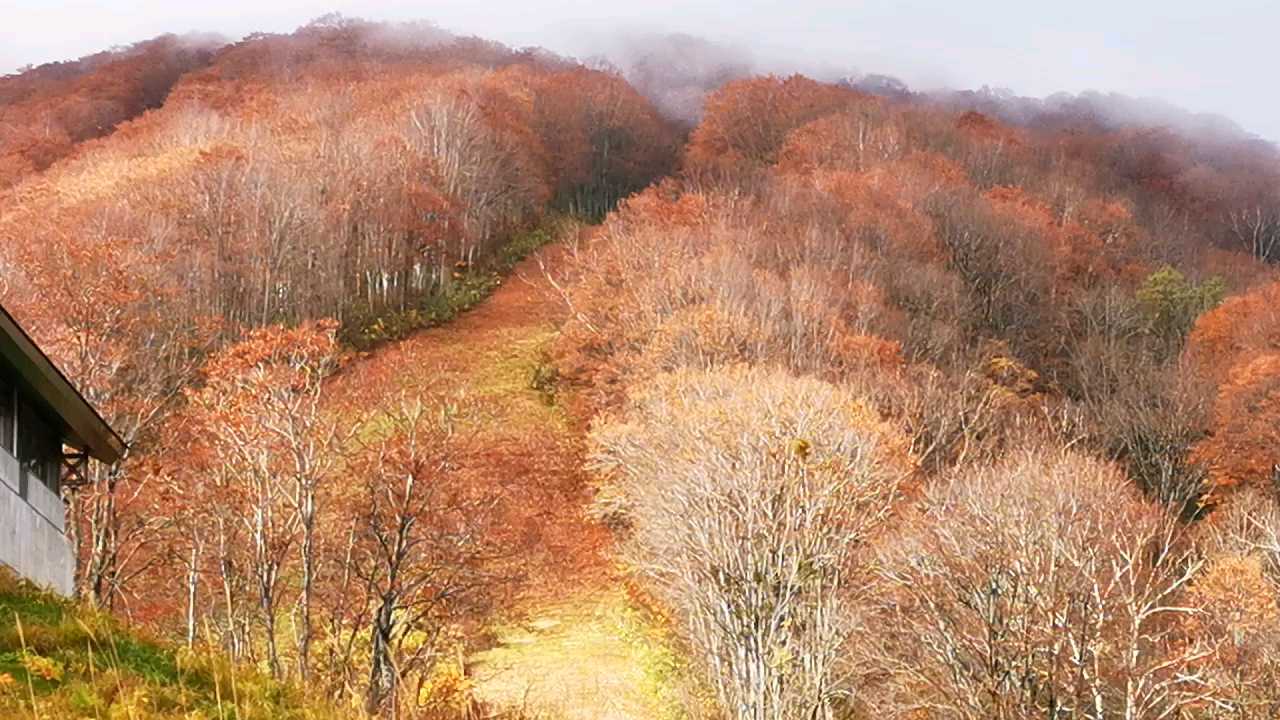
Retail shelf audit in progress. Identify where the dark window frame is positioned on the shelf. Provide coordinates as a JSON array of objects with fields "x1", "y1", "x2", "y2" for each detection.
[
  {"x1": 0, "y1": 377, "x2": 13, "y2": 455},
  {"x1": 17, "y1": 399, "x2": 62, "y2": 496}
]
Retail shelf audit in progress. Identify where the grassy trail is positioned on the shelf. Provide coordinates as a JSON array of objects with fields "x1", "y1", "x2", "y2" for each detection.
[{"x1": 337, "y1": 238, "x2": 684, "y2": 719}]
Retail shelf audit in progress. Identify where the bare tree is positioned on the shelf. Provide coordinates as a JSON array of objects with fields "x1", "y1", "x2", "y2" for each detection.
[
  {"x1": 184, "y1": 321, "x2": 345, "y2": 679},
  {"x1": 1227, "y1": 204, "x2": 1280, "y2": 263},
  {"x1": 591, "y1": 366, "x2": 909, "y2": 720},
  {"x1": 862, "y1": 449, "x2": 1214, "y2": 719},
  {"x1": 354, "y1": 395, "x2": 512, "y2": 718}
]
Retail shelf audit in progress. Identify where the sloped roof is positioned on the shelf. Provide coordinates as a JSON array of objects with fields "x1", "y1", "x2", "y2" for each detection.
[{"x1": 0, "y1": 303, "x2": 126, "y2": 464}]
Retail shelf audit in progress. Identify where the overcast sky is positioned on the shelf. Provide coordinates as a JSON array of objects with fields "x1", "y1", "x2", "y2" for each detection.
[{"x1": 3, "y1": 0, "x2": 1277, "y2": 140}]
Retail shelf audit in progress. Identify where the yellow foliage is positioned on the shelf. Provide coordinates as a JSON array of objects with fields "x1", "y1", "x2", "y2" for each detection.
[
  {"x1": 20, "y1": 652, "x2": 63, "y2": 683},
  {"x1": 418, "y1": 660, "x2": 474, "y2": 713},
  {"x1": 982, "y1": 354, "x2": 1043, "y2": 398}
]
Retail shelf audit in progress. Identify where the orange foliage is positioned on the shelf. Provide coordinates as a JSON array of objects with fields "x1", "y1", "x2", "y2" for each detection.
[
  {"x1": 775, "y1": 104, "x2": 900, "y2": 174},
  {"x1": 985, "y1": 184, "x2": 1132, "y2": 287},
  {"x1": 553, "y1": 184, "x2": 908, "y2": 416},
  {"x1": 805, "y1": 168, "x2": 943, "y2": 262},
  {"x1": 954, "y1": 110, "x2": 1022, "y2": 146},
  {"x1": 611, "y1": 181, "x2": 713, "y2": 229},
  {"x1": 1188, "y1": 554, "x2": 1280, "y2": 641},
  {"x1": 9, "y1": 25, "x2": 1280, "y2": 716},
  {"x1": 1185, "y1": 282, "x2": 1280, "y2": 493},
  {"x1": 0, "y1": 35, "x2": 218, "y2": 189},
  {"x1": 1190, "y1": 353, "x2": 1280, "y2": 493},
  {"x1": 1186, "y1": 281, "x2": 1280, "y2": 381},
  {"x1": 686, "y1": 75, "x2": 868, "y2": 172},
  {"x1": 527, "y1": 66, "x2": 678, "y2": 214},
  {"x1": 1183, "y1": 549, "x2": 1280, "y2": 710},
  {"x1": 2, "y1": 19, "x2": 676, "y2": 340}
]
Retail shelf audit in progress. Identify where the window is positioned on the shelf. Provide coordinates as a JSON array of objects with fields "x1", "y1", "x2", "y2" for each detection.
[
  {"x1": 0, "y1": 378, "x2": 13, "y2": 454},
  {"x1": 18, "y1": 402, "x2": 61, "y2": 495}
]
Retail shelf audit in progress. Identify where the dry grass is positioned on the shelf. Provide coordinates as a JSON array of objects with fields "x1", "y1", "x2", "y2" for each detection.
[{"x1": 469, "y1": 583, "x2": 688, "y2": 720}]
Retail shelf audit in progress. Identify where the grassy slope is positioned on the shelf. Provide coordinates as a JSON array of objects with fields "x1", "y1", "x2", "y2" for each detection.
[
  {"x1": 0, "y1": 570, "x2": 339, "y2": 720},
  {"x1": 333, "y1": 227, "x2": 691, "y2": 720}
]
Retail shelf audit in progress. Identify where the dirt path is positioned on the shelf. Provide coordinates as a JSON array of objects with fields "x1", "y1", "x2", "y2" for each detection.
[{"x1": 339, "y1": 242, "x2": 683, "y2": 719}]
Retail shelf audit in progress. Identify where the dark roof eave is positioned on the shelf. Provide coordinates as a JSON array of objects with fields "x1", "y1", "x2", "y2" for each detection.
[{"x1": 0, "y1": 304, "x2": 126, "y2": 464}]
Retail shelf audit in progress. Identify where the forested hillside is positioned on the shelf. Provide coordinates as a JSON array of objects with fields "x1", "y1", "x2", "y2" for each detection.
[
  {"x1": 554, "y1": 74, "x2": 1280, "y2": 719},
  {"x1": 0, "y1": 33, "x2": 222, "y2": 189},
  {"x1": 4, "y1": 14, "x2": 1280, "y2": 720}
]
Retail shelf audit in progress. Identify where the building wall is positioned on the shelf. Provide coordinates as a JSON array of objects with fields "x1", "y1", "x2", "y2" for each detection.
[{"x1": 0, "y1": 450, "x2": 74, "y2": 595}]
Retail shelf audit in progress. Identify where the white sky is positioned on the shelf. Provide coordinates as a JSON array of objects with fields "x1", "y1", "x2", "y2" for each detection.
[{"x1": 2, "y1": 0, "x2": 1277, "y2": 140}]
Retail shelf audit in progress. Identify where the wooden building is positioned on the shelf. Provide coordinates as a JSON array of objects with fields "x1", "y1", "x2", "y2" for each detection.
[{"x1": 0, "y1": 303, "x2": 124, "y2": 595}]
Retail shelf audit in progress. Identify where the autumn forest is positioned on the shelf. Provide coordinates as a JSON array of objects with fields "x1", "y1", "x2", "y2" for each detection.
[{"x1": 3, "y1": 14, "x2": 1280, "y2": 720}]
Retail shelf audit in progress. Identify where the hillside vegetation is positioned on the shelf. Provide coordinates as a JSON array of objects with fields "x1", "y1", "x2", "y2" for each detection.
[
  {"x1": 551, "y1": 75, "x2": 1280, "y2": 718},
  {"x1": 3, "y1": 14, "x2": 1280, "y2": 720}
]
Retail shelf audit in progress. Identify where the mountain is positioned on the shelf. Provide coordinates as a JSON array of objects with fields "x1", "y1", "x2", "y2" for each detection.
[{"x1": 3, "y1": 16, "x2": 1280, "y2": 719}]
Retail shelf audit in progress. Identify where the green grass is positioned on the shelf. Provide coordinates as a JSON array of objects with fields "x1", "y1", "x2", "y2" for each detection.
[
  {"x1": 615, "y1": 602, "x2": 703, "y2": 720},
  {"x1": 0, "y1": 570, "x2": 345, "y2": 719},
  {"x1": 462, "y1": 327, "x2": 569, "y2": 433}
]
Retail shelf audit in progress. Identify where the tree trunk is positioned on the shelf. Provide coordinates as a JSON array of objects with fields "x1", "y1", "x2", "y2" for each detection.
[
  {"x1": 185, "y1": 543, "x2": 200, "y2": 647},
  {"x1": 261, "y1": 584, "x2": 281, "y2": 680},
  {"x1": 297, "y1": 497, "x2": 315, "y2": 681},
  {"x1": 366, "y1": 595, "x2": 398, "y2": 718}
]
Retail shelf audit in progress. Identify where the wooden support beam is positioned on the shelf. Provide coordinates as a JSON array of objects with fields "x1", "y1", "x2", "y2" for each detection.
[{"x1": 61, "y1": 450, "x2": 90, "y2": 489}]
